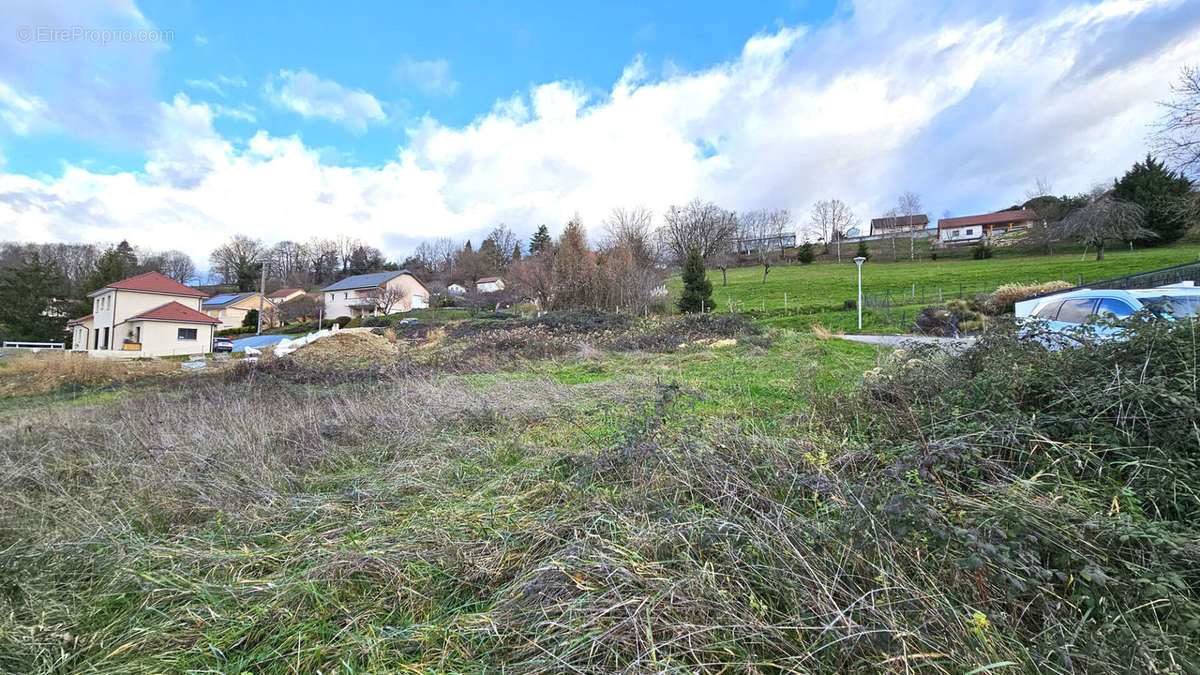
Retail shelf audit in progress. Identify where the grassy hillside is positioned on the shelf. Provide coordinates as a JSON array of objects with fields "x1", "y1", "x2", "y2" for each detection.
[
  {"x1": 2, "y1": 312, "x2": 1198, "y2": 671},
  {"x1": 674, "y1": 244, "x2": 1200, "y2": 332}
]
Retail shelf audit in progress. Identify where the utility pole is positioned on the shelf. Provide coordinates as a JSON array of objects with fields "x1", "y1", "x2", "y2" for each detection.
[{"x1": 256, "y1": 260, "x2": 268, "y2": 336}]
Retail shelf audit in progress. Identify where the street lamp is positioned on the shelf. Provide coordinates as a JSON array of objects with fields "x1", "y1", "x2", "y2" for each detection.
[{"x1": 853, "y1": 256, "x2": 866, "y2": 331}]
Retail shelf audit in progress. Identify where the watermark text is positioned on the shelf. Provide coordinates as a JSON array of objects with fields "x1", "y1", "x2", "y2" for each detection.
[{"x1": 15, "y1": 25, "x2": 174, "y2": 44}]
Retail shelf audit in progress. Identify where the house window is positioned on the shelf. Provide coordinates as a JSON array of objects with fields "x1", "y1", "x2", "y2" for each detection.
[
  {"x1": 178, "y1": 328, "x2": 198, "y2": 340},
  {"x1": 966, "y1": 228, "x2": 974, "y2": 236},
  {"x1": 344, "y1": 292, "x2": 349, "y2": 299}
]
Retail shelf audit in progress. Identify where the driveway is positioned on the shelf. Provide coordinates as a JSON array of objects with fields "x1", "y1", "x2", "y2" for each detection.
[{"x1": 842, "y1": 334, "x2": 976, "y2": 352}]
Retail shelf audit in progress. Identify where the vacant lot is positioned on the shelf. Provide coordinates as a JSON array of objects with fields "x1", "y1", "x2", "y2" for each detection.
[
  {"x1": 677, "y1": 244, "x2": 1200, "y2": 332},
  {"x1": 2, "y1": 312, "x2": 1197, "y2": 672}
]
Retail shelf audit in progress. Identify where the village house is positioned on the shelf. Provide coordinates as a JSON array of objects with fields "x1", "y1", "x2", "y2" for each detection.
[
  {"x1": 938, "y1": 209, "x2": 1040, "y2": 243},
  {"x1": 321, "y1": 271, "x2": 430, "y2": 318},
  {"x1": 870, "y1": 214, "x2": 929, "y2": 236},
  {"x1": 476, "y1": 276, "x2": 505, "y2": 293},
  {"x1": 67, "y1": 271, "x2": 219, "y2": 357},
  {"x1": 202, "y1": 292, "x2": 269, "y2": 330},
  {"x1": 266, "y1": 288, "x2": 305, "y2": 305},
  {"x1": 446, "y1": 283, "x2": 468, "y2": 296}
]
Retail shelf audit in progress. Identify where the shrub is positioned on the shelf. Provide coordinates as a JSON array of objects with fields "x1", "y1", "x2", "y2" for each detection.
[
  {"x1": 241, "y1": 308, "x2": 259, "y2": 328},
  {"x1": 855, "y1": 240, "x2": 870, "y2": 260},
  {"x1": 982, "y1": 280, "x2": 1074, "y2": 315},
  {"x1": 215, "y1": 326, "x2": 256, "y2": 337},
  {"x1": 332, "y1": 316, "x2": 352, "y2": 328},
  {"x1": 361, "y1": 316, "x2": 392, "y2": 328},
  {"x1": 797, "y1": 242, "x2": 815, "y2": 264},
  {"x1": 971, "y1": 242, "x2": 993, "y2": 259},
  {"x1": 345, "y1": 317, "x2": 362, "y2": 329}
]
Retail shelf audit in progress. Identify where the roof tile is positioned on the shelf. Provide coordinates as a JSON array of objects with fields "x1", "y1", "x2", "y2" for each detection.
[{"x1": 130, "y1": 301, "x2": 221, "y2": 324}]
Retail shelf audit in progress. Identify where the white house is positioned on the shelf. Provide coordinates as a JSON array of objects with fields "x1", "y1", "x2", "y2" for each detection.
[
  {"x1": 938, "y1": 209, "x2": 1040, "y2": 243},
  {"x1": 67, "y1": 271, "x2": 220, "y2": 357},
  {"x1": 321, "y1": 271, "x2": 430, "y2": 318},
  {"x1": 447, "y1": 283, "x2": 467, "y2": 296},
  {"x1": 476, "y1": 276, "x2": 505, "y2": 293}
]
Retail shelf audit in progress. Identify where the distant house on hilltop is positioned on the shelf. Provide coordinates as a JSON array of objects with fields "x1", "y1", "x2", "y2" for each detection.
[
  {"x1": 67, "y1": 271, "x2": 219, "y2": 357},
  {"x1": 202, "y1": 292, "x2": 268, "y2": 330},
  {"x1": 447, "y1": 283, "x2": 468, "y2": 296},
  {"x1": 267, "y1": 288, "x2": 305, "y2": 305},
  {"x1": 938, "y1": 209, "x2": 1040, "y2": 243},
  {"x1": 321, "y1": 271, "x2": 430, "y2": 318},
  {"x1": 870, "y1": 214, "x2": 929, "y2": 236},
  {"x1": 476, "y1": 276, "x2": 505, "y2": 293}
]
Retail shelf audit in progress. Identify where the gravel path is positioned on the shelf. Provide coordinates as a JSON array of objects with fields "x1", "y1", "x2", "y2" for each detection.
[{"x1": 842, "y1": 334, "x2": 976, "y2": 352}]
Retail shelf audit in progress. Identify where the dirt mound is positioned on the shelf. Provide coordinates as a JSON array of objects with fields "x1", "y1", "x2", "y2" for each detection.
[{"x1": 289, "y1": 331, "x2": 397, "y2": 364}]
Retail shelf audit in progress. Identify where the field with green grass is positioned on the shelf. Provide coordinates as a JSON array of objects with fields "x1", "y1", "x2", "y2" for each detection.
[
  {"x1": 2, "y1": 311, "x2": 1198, "y2": 672},
  {"x1": 673, "y1": 244, "x2": 1200, "y2": 332}
]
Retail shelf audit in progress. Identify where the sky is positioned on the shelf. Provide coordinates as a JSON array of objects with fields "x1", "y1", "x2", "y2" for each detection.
[{"x1": 1, "y1": 0, "x2": 1198, "y2": 267}]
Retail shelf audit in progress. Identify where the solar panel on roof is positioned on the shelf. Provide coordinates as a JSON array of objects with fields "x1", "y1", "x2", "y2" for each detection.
[{"x1": 205, "y1": 294, "x2": 240, "y2": 305}]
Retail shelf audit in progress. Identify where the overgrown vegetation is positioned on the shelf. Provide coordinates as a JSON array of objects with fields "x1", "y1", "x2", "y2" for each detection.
[{"x1": 1, "y1": 314, "x2": 1197, "y2": 672}]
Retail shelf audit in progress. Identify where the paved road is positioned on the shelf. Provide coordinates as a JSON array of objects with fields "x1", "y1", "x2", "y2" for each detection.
[{"x1": 842, "y1": 334, "x2": 976, "y2": 352}]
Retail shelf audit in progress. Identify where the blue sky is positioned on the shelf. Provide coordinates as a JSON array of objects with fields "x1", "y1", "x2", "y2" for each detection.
[{"x1": 1, "y1": 0, "x2": 1198, "y2": 264}]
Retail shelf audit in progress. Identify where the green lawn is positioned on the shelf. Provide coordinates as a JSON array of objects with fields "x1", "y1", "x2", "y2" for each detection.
[{"x1": 673, "y1": 244, "x2": 1200, "y2": 332}]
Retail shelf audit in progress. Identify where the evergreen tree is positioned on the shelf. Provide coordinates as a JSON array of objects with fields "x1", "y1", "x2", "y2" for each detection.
[
  {"x1": 676, "y1": 248, "x2": 712, "y2": 314},
  {"x1": 0, "y1": 252, "x2": 69, "y2": 341},
  {"x1": 242, "y1": 309, "x2": 259, "y2": 329},
  {"x1": 72, "y1": 244, "x2": 136, "y2": 317},
  {"x1": 512, "y1": 242, "x2": 522, "y2": 262},
  {"x1": 529, "y1": 225, "x2": 551, "y2": 254},
  {"x1": 855, "y1": 241, "x2": 870, "y2": 261},
  {"x1": 798, "y1": 242, "x2": 815, "y2": 264},
  {"x1": 1112, "y1": 154, "x2": 1193, "y2": 244}
]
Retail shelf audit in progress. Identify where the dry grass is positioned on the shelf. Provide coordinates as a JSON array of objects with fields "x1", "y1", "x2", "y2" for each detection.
[
  {"x1": 0, "y1": 350, "x2": 177, "y2": 396},
  {"x1": 983, "y1": 279, "x2": 1074, "y2": 315},
  {"x1": 810, "y1": 322, "x2": 844, "y2": 340}
]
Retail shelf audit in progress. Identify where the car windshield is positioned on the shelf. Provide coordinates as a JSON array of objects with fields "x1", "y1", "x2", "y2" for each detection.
[{"x1": 1139, "y1": 295, "x2": 1200, "y2": 319}]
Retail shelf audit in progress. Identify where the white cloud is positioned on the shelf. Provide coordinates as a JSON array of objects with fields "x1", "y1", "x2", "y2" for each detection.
[
  {"x1": 264, "y1": 69, "x2": 386, "y2": 132},
  {"x1": 393, "y1": 57, "x2": 459, "y2": 97},
  {"x1": 2, "y1": 0, "x2": 1199, "y2": 266}
]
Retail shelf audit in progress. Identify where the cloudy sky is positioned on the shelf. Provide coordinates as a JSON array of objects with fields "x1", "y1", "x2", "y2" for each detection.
[{"x1": 1, "y1": 0, "x2": 1198, "y2": 265}]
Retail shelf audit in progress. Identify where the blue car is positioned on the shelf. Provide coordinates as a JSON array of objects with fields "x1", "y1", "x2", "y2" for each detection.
[{"x1": 1016, "y1": 286, "x2": 1200, "y2": 346}]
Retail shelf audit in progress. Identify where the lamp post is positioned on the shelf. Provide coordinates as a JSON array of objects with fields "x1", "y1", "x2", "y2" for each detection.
[
  {"x1": 256, "y1": 260, "x2": 269, "y2": 336},
  {"x1": 853, "y1": 256, "x2": 866, "y2": 331}
]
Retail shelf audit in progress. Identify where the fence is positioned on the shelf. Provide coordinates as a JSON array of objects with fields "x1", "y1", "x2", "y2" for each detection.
[
  {"x1": 2, "y1": 341, "x2": 65, "y2": 350},
  {"x1": 1026, "y1": 260, "x2": 1200, "y2": 301}
]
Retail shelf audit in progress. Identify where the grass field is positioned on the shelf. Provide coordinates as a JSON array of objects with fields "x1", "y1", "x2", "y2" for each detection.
[
  {"x1": 2, "y1": 311, "x2": 1198, "y2": 671},
  {"x1": 670, "y1": 244, "x2": 1200, "y2": 332}
]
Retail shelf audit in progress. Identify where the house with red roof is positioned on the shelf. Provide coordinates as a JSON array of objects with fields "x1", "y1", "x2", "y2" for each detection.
[
  {"x1": 937, "y1": 209, "x2": 1041, "y2": 244},
  {"x1": 67, "y1": 271, "x2": 219, "y2": 357}
]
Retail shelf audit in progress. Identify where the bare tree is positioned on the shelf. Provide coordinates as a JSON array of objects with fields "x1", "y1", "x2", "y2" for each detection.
[
  {"x1": 1025, "y1": 177, "x2": 1054, "y2": 201},
  {"x1": 808, "y1": 199, "x2": 856, "y2": 262},
  {"x1": 740, "y1": 209, "x2": 792, "y2": 283},
  {"x1": 603, "y1": 206, "x2": 657, "y2": 268},
  {"x1": 278, "y1": 293, "x2": 321, "y2": 323},
  {"x1": 365, "y1": 282, "x2": 411, "y2": 315},
  {"x1": 209, "y1": 235, "x2": 266, "y2": 289},
  {"x1": 897, "y1": 191, "x2": 923, "y2": 260},
  {"x1": 1053, "y1": 188, "x2": 1152, "y2": 261},
  {"x1": 159, "y1": 250, "x2": 197, "y2": 283},
  {"x1": 1154, "y1": 64, "x2": 1200, "y2": 180},
  {"x1": 657, "y1": 199, "x2": 739, "y2": 267}
]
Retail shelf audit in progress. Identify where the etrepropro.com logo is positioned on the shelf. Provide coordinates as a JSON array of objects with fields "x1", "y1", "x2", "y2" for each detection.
[{"x1": 15, "y1": 25, "x2": 174, "y2": 44}]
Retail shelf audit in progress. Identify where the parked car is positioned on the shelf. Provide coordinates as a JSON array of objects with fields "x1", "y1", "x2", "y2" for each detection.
[
  {"x1": 212, "y1": 336, "x2": 234, "y2": 353},
  {"x1": 1015, "y1": 284, "x2": 1200, "y2": 346}
]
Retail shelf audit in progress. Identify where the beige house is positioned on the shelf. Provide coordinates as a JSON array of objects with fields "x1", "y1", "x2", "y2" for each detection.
[
  {"x1": 321, "y1": 271, "x2": 430, "y2": 318},
  {"x1": 267, "y1": 287, "x2": 305, "y2": 304},
  {"x1": 67, "y1": 271, "x2": 219, "y2": 357},
  {"x1": 476, "y1": 276, "x2": 505, "y2": 293},
  {"x1": 202, "y1": 292, "x2": 268, "y2": 330}
]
